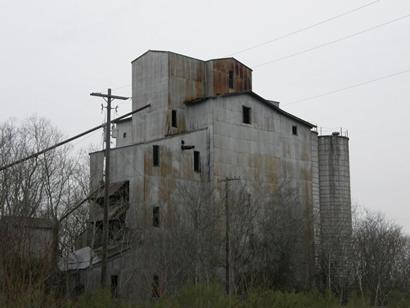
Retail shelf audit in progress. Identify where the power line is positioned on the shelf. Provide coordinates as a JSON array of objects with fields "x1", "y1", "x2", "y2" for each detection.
[
  {"x1": 254, "y1": 13, "x2": 410, "y2": 68},
  {"x1": 284, "y1": 67, "x2": 410, "y2": 106},
  {"x1": 228, "y1": 0, "x2": 381, "y2": 56}
]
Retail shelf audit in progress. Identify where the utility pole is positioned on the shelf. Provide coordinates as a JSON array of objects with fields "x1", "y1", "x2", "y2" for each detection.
[
  {"x1": 218, "y1": 176, "x2": 240, "y2": 295},
  {"x1": 90, "y1": 89, "x2": 128, "y2": 288}
]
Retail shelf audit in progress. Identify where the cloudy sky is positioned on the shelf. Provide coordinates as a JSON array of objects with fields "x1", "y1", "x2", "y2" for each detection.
[{"x1": 1, "y1": 0, "x2": 409, "y2": 232}]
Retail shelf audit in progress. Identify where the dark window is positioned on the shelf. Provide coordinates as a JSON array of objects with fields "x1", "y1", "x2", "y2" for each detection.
[
  {"x1": 292, "y1": 125, "x2": 298, "y2": 136},
  {"x1": 153, "y1": 207, "x2": 160, "y2": 227},
  {"x1": 194, "y1": 151, "x2": 201, "y2": 172},
  {"x1": 228, "y1": 71, "x2": 234, "y2": 89},
  {"x1": 123, "y1": 132, "x2": 127, "y2": 138},
  {"x1": 171, "y1": 110, "x2": 177, "y2": 128},
  {"x1": 243, "y1": 106, "x2": 251, "y2": 124},
  {"x1": 111, "y1": 275, "x2": 118, "y2": 298},
  {"x1": 153, "y1": 145, "x2": 159, "y2": 166},
  {"x1": 152, "y1": 275, "x2": 160, "y2": 298}
]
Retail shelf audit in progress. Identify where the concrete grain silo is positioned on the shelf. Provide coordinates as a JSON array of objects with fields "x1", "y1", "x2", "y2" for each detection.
[{"x1": 318, "y1": 132, "x2": 352, "y2": 288}]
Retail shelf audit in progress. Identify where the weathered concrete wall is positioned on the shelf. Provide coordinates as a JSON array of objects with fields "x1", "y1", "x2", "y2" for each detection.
[
  {"x1": 132, "y1": 51, "x2": 169, "y2": 143},
  {"x1": 187, "y1": 94, "x2": 315, "y2": 286},
  {"x1": 115, "y1": 119, "x2": 133, "y2": 147},
  {"x1": 166, "y1": 53, "x2": 205, "y2": 136},
  {"x1": 90, "y1": 128, "x2": 210, "y2": 230},
  {"x1": 88, "y1": 128, "x2": 211, "y2": 302},
  {"x1": 77, "y1": 249, "x2": 152, "y2": 302},
  {"x1": 0, "y1": 217, "x2": 54, "y2": 260}
]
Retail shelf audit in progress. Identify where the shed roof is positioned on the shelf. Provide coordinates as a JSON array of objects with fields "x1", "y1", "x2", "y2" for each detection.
[
  {"x1": 0, "y1": 216, "x2": 53, "y2": 229},
  {"x1": 58, "y1": 246, "x2": 102, "y2": 271},
  {"x1": 185, "y1": 91, "x2": 316, "y2": 128}
]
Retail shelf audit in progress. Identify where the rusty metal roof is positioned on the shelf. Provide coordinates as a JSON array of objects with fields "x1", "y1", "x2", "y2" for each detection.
[
  {"x1": 131, "y1": 50, "x2": 253, "y2": 71},
  {"x1": 131, "y1": 50, "x2": 204, "y2": 63},
  {"x1": 185, "y1": 91, "x2": 316, "y2": 128},
  {"x1": 206, "y1": 57, "x2": 253, "y2": 71}
]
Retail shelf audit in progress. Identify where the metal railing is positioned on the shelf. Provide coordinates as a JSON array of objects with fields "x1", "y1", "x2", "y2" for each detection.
[{"x1": 313, "y1": 126, "x2": 349, "y2": 137}]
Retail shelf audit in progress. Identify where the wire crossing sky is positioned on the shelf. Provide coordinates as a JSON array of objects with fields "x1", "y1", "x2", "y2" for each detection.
[
  {"x1": 254, "y1": 13, "x2": 410, "y2": 68},
  {"x1": 228, "y1": 0, "x2": 381, "y2": 56},
  {"x1": 284, "y1": 67, "x2": 410, "y2": 105}
]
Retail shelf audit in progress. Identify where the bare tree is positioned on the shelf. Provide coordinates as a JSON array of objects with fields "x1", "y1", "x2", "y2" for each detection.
[
  {"x1": 0, "y1": 116, "x2": 90, "y2": 296},
  {"x1": 318, "y1": 206, "x2": 354, "y2": 303},
  {"x1": 352, "y1": 210, "x2": 408, "y2": 306},
  {"x1": 148, "y1": 182, "x2": 223, "y2": 295},
  {"x1": 241, "y1": 182, "x2": 305, "y2": 291},
  {"x1": 134, "y1": 179, "x2": 309, "y2": 298},
  {"x1": 0, "y1": 119, "x2": 45, "y2": 217}
]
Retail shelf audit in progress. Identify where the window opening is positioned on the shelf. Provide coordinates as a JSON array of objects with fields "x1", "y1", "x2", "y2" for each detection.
[
  {"x1": 111, "y1": 275, "x2": 119, "y2": 298},
  {"x1": 292, "y1": 125, "x2": 298, "y2": 136},
  {"x1": 243, "y1": 106, "x2": 251, "y2": 124},
  {"x1": 153, "y1": 207, "x2": 160, "y2": 227},
  {"x1": 152, "y1": 275, "x2": 160, "y2": 298},
  {"x1": 194, "y1": 151, "x2": 201, "y2": 172},
  {"x1": 228, "y1": 71, "x2": 234, "y2": 89},
  {"x1": 171, "y1": 110, "x2": 177, "y2": 128},
  {"x1": 153, "y1": 145, "x2": 159, "y2": 166}
]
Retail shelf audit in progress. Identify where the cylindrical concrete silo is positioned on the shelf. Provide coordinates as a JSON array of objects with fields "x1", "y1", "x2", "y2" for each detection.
[{"x1": 318, "y1": 132, "x2": 352, "y2": 282}]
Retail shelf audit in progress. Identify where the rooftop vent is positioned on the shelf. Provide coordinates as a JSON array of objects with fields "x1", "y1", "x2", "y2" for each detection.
[{"x1": 268, "y1": 100, "x2": 280, "y2": 107}]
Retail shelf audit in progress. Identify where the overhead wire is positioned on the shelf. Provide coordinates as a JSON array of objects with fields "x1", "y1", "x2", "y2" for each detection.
[
  {"x1": 284, "y1": 67, "x2": 410, "y2": 105},
  {"x1": 228, "y1": 0, "x2": 381, "y2": 56},
  {"x1": 254, "y1": 13, "x2": 410, "y2": 68}
]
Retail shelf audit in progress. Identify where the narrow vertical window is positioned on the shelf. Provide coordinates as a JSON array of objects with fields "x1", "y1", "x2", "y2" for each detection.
[
  {"x1": 152, "y1": 275, "x2": 160, "y2": 298},
  {"x1": 111, "y1": 275, "x2": 118, "y2": 298},
  {"x1": 153, "y1": 206, "x2": 160, "y2": 227},
  {"x1": 242, "y1": 106, "x2": 251, "y2": 124},
  {"x1": 228, "y1": 71, "x2": 234, "y2": 89},
  {"x1": 171, "y1": 110, "x2": 177, "y2": 128},
  {"x1": 194, "y1": 151, "x2": 201, "y2": 173},
  {"x1": 153, "y1": 145, "x2": 159, "y2": 166},
  {"x1": 292, "y1": 125, "x2": 298, "y2": 136}
]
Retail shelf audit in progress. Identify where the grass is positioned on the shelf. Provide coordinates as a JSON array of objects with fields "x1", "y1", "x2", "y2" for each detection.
[{"x1": 1, "y1": 283, "x2": 410, "y2": 307}]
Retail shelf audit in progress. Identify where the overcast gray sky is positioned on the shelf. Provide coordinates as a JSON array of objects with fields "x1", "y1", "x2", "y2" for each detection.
[{"x1": 1, "y1": 0, "x2": 409, "y2": 233}]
